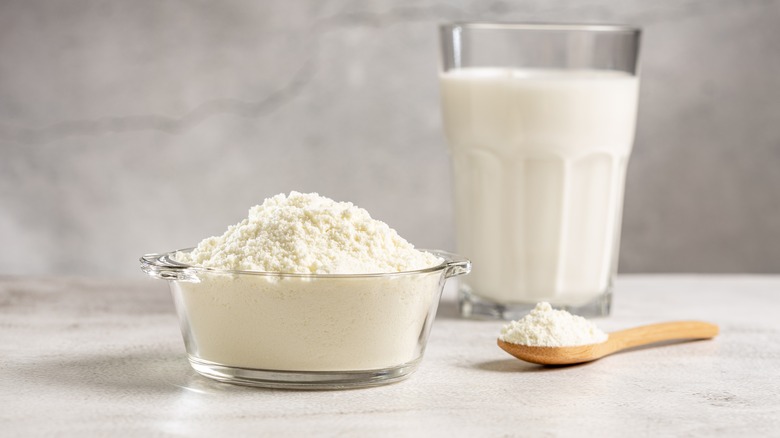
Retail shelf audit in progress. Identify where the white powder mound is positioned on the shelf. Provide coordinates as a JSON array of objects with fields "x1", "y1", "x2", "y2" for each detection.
[
  {"x1": 176, "y1": 191, "x2": 442, "y2": 274},
  {"x1": 499, "y1": 302, "x2": 608, "y2": 347}
]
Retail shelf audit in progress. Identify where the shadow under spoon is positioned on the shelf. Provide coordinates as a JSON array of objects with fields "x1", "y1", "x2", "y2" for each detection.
[{"x1": 497, "y1": 321, "x2": 719, "y2": 365}]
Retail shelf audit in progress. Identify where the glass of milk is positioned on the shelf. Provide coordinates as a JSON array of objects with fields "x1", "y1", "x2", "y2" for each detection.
[{"x1": 439, "y1": 23, "x2": 641, "y2": 318}]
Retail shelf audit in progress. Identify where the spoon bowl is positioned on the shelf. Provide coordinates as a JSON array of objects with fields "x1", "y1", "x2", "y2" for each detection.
[{"x1": 498, "y1": 321, "x2": 719, "y2": 365}]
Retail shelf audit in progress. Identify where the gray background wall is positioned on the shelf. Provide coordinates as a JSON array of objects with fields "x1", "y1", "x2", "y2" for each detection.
[{"x1": 1, "y1": 0, "x2": 778, "y2": 278}]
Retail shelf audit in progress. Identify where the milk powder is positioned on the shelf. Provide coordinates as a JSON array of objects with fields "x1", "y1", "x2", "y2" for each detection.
[
  {"x1": 499, "y1": 302, "x2": 608, "y2": 347},
  {"x1": 176, "y1": 191, "x2": 441, "y2": 273},
  {"x1": 172, "y1": 192, "x2": 445, "y2": 371}
]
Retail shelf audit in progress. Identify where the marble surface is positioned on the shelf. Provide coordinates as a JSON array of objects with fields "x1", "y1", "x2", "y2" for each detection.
[
  {"x1": 2, "y1": 275, "x2": 779, "y2": 436},
  {"x1": 1, "y1": 0, "x2": 780, "y2": 277}
]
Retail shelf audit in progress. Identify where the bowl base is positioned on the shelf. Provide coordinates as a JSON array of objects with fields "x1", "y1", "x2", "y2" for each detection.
[{"x1": 187, "y1": 356, "x2": 422, "y2": 389}]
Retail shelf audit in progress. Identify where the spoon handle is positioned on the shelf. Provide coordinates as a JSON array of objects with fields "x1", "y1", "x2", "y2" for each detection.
[{"x1": 607, "y1": 321, "x2": 719, "y2": 352}]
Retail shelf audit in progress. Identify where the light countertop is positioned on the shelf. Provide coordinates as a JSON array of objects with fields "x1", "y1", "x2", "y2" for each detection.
[{"x1": 2, "y1": 275, "x2": 779, "y2": 436}]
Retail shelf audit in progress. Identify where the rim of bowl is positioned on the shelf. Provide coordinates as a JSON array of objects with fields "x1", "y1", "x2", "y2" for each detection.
[{"x1": 141, "y1": 248, "x2": 462, "y2": 279}]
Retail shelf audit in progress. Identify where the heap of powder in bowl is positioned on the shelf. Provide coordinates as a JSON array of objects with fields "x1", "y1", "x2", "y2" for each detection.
[
  {"x1": 176, "y1": 191, "x2": 442, "y2": 274},
  {"x1": 499, "y1": 302, "x2": 608, "y2": 347}
]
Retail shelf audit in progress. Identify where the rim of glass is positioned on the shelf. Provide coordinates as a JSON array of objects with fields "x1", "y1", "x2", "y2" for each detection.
[
  {"x1": 141, "y1": 248, "x2": 458, "y2": 279},
  {"x1": 441, "y1": 22, "x2": 640, "y2": 34}
]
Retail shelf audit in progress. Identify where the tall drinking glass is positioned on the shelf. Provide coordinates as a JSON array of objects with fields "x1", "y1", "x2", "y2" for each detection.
[{"x1": 439, "y1": 23, "x2": 641, "y2": 318}]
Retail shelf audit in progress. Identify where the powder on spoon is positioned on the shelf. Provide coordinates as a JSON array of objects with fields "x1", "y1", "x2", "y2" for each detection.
[{"x1": 499, "y1": 302, "x2": 608, "y2": 347}]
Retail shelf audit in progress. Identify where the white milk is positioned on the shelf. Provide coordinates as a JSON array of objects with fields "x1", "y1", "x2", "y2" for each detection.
[{"x1": 440, "y1": 68, "x2": 639, "y2": 306}]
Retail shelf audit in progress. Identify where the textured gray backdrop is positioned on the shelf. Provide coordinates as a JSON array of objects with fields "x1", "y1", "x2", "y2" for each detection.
[{"x1": 1, "y1": 0, "x2": 779, "y2": 277}]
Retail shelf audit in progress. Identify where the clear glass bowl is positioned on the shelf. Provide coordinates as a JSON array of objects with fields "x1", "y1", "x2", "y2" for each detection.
[{"x1": 140, "y1": 249, "x2": 470, "y2": 389}]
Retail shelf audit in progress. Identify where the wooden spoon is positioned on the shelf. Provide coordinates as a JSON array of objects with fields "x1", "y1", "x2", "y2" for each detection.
[{"x1": 497, "y1": 321, "x2": 719, "y2": 365}]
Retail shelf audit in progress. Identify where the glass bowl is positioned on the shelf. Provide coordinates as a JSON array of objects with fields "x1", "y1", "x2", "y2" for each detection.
[{"x1": 140, "y1": 249, "x2": 470, "y2": 389}]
